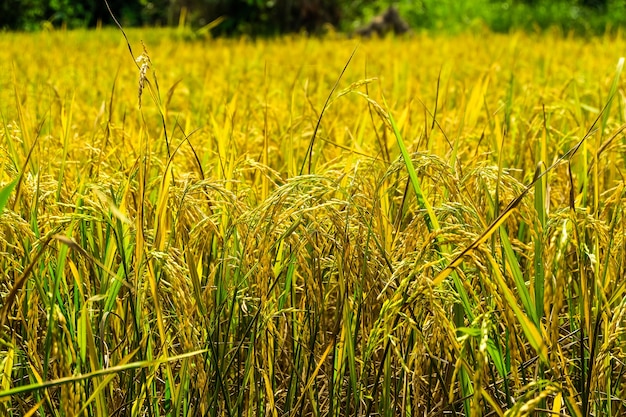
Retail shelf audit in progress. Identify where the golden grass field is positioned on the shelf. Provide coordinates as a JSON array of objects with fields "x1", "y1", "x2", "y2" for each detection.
[{"x1": 1, "y1": 27, "x2": 626, "y2": 416}]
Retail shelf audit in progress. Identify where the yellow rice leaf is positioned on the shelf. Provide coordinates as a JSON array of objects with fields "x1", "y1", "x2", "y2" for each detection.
[
  {"x1": 552, "y1": 392, "x2": 563, "y2": 414},
  {"x1": 465, "y1": 72, "x2": 491, "y2": 129}
]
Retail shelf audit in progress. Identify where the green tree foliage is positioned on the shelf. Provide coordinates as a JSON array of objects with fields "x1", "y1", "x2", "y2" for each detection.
[
  {"x1": 170, "y1": 0, "x2": 346, "y2": 35},
  {"x1": 0, "y1": 0, "x2": 48, "y2": 30},
  {"x1": 0, "y1": 0, "x2": 144, "y2": 29},
  {"x1": 0, "y1": 0, "x2": 624, "y2": 34}
]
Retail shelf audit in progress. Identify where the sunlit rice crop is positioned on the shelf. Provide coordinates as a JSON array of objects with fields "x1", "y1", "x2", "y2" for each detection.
[{"x1": 1, "y1": 27, "x2": 625, "y2": 416}]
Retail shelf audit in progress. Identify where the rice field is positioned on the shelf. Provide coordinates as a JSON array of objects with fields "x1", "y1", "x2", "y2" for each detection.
[{"x1": 1, "y1": 26, "x2": 626, "y2": 416}]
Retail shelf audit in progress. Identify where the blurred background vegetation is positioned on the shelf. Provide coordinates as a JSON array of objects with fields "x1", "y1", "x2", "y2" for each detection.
[{"x1": 0, "y1": 0, "x2": 624, "y2": 35}]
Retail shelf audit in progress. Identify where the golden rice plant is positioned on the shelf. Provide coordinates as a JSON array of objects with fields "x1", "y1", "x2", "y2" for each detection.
[{"x1": 0, "y1": 26, "x2": 625, "y2": 416}]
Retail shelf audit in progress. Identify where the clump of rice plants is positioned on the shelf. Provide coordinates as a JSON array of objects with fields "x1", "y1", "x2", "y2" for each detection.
[{"x1": 0, "y1": 27, "x2": 625, "y2": 416}]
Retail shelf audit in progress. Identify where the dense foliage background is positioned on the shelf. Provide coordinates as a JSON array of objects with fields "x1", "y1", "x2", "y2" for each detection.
[{"x1": 0, "y1": 0, "x2": 624, "y2": 35}]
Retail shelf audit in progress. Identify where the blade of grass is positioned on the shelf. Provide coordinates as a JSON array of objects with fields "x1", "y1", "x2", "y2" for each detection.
[
  {"x1": 0, "y1": 178, "x2": 18, "y2": 215},
  {"x1": 484, "y1": 251, "x2": 548, "y2": 363},
  {"x1": 0, "y1": 233, "x2": 55, "y2": 337},
  {"x1": 300, "y1": 45, "x2": 358, "y2": 175},
  {"x1": 0, "y1": 348, "x2": 206, "y2": 399},
  {"x1": 384, "y1": 96, "x2": 440, "y2": 233},
  {"x1": 533, "y1": 161, "x2": 547, "y2": 326},
  {"x1": 500, "y1": 227, "x2": 537, "y2": 325},
  {"x1": 55, "y1": 94, "x2": 74, "y2": 201}
]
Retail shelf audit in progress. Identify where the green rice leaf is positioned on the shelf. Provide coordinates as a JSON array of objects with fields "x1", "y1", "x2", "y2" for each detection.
[
  {"x1": 486, "y1": 251, "x2": 548, "y2": 363},
  {"x1": 500, "y1": 227, "x2": 537, "y2": 325},
  {"x1": 385, "y1": 100, "x2": 440, "y2": 234},
  {"x1": 0, "y1": 178, "x2": 18, "y2": 215}
]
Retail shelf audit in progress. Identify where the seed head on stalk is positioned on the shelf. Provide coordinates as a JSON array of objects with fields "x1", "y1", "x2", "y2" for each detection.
[{"x1": 135, "y1": 42, "x2": 152, "y2": 109}]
